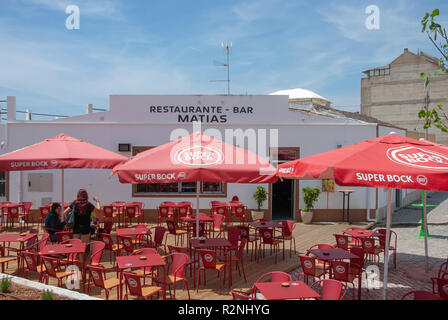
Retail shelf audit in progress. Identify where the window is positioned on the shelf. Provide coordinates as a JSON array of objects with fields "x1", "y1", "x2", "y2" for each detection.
[
  {"x1": 132, "y1": 146, "x2": 226, "y2": 197},
  {"x1": 368, "y1": 67, "x2": 390, "y2": 78},
  {"x1": 0, "y1": 172, "x2": 7, "y2": 199},
  {"x1": 28, "y1": 173, "x2": 53, "y2": 192}
]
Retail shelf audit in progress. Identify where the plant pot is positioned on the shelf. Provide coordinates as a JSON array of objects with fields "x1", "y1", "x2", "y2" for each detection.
[
  {"x1": 251, "y1": 210, "x2": 265, "y2": 221},
  {"x1": 300, "y1": 210, "x2": 313, "y2": 224}
]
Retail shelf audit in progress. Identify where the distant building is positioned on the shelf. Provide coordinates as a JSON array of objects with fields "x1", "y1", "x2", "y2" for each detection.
[{"x1": 361, "y1": 48, "x2": 443, "y2": 144}]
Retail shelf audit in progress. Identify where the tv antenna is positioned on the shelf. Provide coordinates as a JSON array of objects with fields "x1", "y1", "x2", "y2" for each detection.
[{"x1": 211, "y1": 41, "x2": 232, "y2": 95}]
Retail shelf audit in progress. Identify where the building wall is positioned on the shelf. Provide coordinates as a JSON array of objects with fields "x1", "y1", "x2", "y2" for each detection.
[
  {"x1": 361, "y1": 49, "x2": 448, "y2": 145},
  {"x1": 1, "y1": 94, "x2": 405, "y2": 222}
]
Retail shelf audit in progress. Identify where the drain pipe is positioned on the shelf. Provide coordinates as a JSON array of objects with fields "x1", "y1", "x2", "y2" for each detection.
[{"x1": 366, "y1": 187, "x2": 376, "y2": 222}]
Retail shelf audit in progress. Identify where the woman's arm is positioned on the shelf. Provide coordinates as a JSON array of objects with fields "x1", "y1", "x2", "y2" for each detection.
[{"x1": 92, "y1": 196, "x2": 101, "y2": 212}]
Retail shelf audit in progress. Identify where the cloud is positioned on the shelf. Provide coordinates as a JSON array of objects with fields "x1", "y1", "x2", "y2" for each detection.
[{"x1": 23, "y1": 0, "x2": 122, "y2": 19}]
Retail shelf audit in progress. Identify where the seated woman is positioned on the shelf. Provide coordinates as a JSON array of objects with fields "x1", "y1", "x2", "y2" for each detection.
[{"x1": 44, "y1": 203, "x2": 66, "y2": 242}]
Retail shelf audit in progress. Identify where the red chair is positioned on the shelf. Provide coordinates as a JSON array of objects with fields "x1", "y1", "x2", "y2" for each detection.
[
  {"x1": 361, "y1": 237, "x2": 382, "y2": 266},
  {"x1": 124, "y1": 205, "x2": 142, "y2": 226},
  {"x1": 119, "y1": 236, "x2": 140, "y2": 255},
  {"x1": 39, "y1": 206, "x2": 50, "y2": 231},
  {"x1": 231, "y1": 196, "x2": 239, "y2": 202},
  {"x1": 103, "y1": 206, "x2": 118, "y2": 229},
  {"x1": 402, "y1": 290, "x2": 443, "y2": 300},
  {"x1": 436, "y1": 260, "x2": 448, "y2": 279},
  {"x1": 157, "y1": 205, "x2": 172, "y2": 226},
  {"x1": 99, "y1": 233, "x2": 122, "y2": 265},
  {"x1": 231, "y1": 289, "x2": 254, "y2": 300},
  {"x1": 227, "y1": 227, "x2": 240, "y2": 253},
  {"x1": 87, "y1": 265, "x2": 121, "y2": 300},
  {"x1": 348, "y1": 247, "x2": 366, "y2": 282},
  {"x1": 196, "y1": 249, "x2": 227, "y2": 294},
  {"x1": 166, "y1": 220, "x2": 188, "y2": 246},
  {"x1": 214, "y1": 206, "x2": 229, "y2": 223},
  {"x1": 156, "y1": 252, "x2": 191, "y2": 299},
  {"x1": 227, "y1": 238, "x2": 247, "y2": 283},
  {"x1": 22, "y1": 251, "x2": 46, "y2": 282},
  {"x1": 36, "y1": 234, "x2": 50, "y2": 251},
  {"x1": 297, "y1": 255, "x2": 325, "y2": 284},
  {"x1": 233, "y1": 205, "x2": 247, "y2": 225},
  {"x1": 20, "y1": 202, "x2": 33, "y2": 228},
  {"x1": 330, "y1": 261, "x2": 361, "y2": 300},
  {"x1": 431, "y1": 277, "x2": 448, "y2": 300},
  {"x1": 0, "y1": 244, "x2": 16, "y2": 273},
  {"x1": 167, "y1": 245, "x2": 194, "y2": 277},
  {"x1": 88, "y1": 241, "x2": 105, "y2": 266},
  {"x1": 311, "y1": 279, "x2": 347, "y2": 300},
  {"x1": 148, "y1": 226, "x2": 166, "y2": 252},
  {"x1": 259, "y1": 228, "x2": 282, "y2": 264},
  {"x1": 55, "y1": 231, "x2": 73, "y2": 243},
  {"x1": 238, "y1": 225, "x2": 258, "y2": 260},
  {"x1": 191, "y1": 222, "x2": 206, "y2": 238},
  {"x1": 5, "y1": 205, "x2": 21, "y2": 231},
  {"x1": 123, "y1": 272, "x2": 162, "y2": 300},
  {"x1": 133, "y1": 202, "x2": 145, "y2": 223},
  {"x1": 277, "y1": 221, "x2": 296, "y2": 259},
  {"x1": 334, "y1": 234, "x2": 356, "y2": 250},
  {"x1": 212, "y1": 214, "x2": 225, "y2": 237},
  {"x1": 210, "y1": 201, "x2": 226, "y2": 215},
  {"x1": 254, "y1": 271, "x2": 291, "y2": 284},
  {"x1": 376, "y1": 228, "x2": 397, "y2": 268},
  {"x1": 41, "y1": 256, "x2": 76, "y2": 287}
]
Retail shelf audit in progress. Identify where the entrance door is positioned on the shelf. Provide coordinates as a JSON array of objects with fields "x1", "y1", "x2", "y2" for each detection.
[
  {"x1": 272, "y1": 178, "x2": 294, "y2": 220},
  {"x1": 271, "y1": 148, "x2": 299, "y2": 220}
]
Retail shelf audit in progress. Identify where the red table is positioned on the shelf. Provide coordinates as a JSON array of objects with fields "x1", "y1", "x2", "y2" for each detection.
[
  {"x1": 249, "y1": 221, "x2": 281, "y2": 229},
  {"x1": 343, "y1": 229, "x2": 376, "y2": 239},
  {"x1": 116, "y1": 254, "x2": 166, "y2": 299},
  {"x1": 307, "y1": 248, "x2": 359, "y2": 261},
  {"x1": 0, "y1": 233, "x2": 37, "y2": 274},
  {"x1": 40, "y1": 243, "x2": 87, "y2": 290},
  {"x1": 190, "y1": 237, "x2": 233, "y2": 288},
  {"x1": 254, "y1": 281, "x2": 320, "y2": 300},
  {"x1": 116, "y1": 227, "x2": 149, "y2": 237},
  {"x1": 181, "y1": 213, "x2": 214, "y2": 223}
]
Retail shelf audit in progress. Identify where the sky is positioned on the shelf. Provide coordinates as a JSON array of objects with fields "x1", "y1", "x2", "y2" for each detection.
[{"x1": 0, "y1": 0, "x2": 447, "y2": 119}]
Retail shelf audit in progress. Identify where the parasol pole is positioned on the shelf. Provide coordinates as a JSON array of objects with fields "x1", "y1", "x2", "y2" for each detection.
[
  {"x1": 61, "y1": 169, "x2": 64, "y2": 206},
  {"x1": 196, "y1": 181, "x2": 200, "y2": 238},
  {"x1": 423, "y1": 190, "x2": 429, "y2": 273},
  {"x1": 382, "y1": 187, "x2": 392, "y2": 300}
]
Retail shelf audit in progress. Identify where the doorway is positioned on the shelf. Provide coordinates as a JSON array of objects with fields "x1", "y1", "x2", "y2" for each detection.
[{"x1": 270, "y1": 148, "x2": 299, "y2": 220}]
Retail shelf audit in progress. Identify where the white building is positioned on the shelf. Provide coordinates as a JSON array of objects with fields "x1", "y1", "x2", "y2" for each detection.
[{"x1": 0, "y1": 91, "x2": 417, "y2": 222}]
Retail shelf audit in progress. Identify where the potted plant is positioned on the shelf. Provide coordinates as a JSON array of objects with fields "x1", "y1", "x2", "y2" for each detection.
[
  {"x1": 301, "y1": 186, "x2": 321, "y2": 224},
  {"x1": 252, "y1": 185, "x2": 267, "y2": 221}
]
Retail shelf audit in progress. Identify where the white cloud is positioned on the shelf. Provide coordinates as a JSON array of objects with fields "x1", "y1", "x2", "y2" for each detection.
[{"x1": 23, "y1": 0, "x2": 122, "y2": 19}]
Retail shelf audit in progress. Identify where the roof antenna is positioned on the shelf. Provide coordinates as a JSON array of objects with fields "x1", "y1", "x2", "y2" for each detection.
[{"x1": 211, "y1": 41, "x2": 232, "y2": 95}]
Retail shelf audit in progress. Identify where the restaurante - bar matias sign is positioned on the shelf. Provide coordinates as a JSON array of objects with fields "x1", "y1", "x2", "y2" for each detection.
[{"x1": 149, "y1": 105, "x2": 254, "y2": 123}]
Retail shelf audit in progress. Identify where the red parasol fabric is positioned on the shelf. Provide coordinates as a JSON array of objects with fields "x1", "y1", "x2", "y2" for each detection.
[
  {"x1": 112, "y1": 132, "x2": 277, "y2": 184},
  {"x1": 0, "y1": 134, "x2": 128, "y2": 171},
  {"x1": 278, "y1": 134, "x2": 448, "y2": 191}
]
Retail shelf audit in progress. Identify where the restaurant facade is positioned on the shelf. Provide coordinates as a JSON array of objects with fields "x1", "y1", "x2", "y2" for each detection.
[{"x1": 0, "y1": 93, "x2": 418, "y2": 222}]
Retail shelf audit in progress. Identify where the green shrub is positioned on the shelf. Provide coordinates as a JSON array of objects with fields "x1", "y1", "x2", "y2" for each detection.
[
  {"x1": 302, "y1": 186, "x2": 321, "y2": 212},
  {"x1": 1, "y1": 277, "x2": 12, "y2": 293},
  {"x1": 41, "y1": 289, "x2": 53, "y2": 300},
  {"x1": 253, "y1": 185, "x2": 268, "y2": 211}
]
